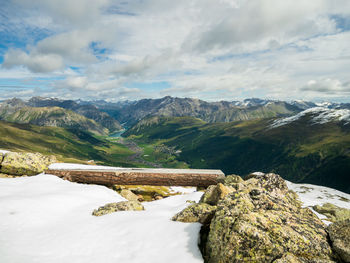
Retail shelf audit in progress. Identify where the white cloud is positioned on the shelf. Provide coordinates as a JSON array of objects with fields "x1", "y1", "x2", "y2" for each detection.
[
  {"x1": 1, "y1": 0, "x2": 350, "y2": 101},
  {"x1": 301, "y1": 79, "x2": 350, "y2": 94},
  {"x1": 3, "y1": 49, "x2": 64, "y2": 73}
]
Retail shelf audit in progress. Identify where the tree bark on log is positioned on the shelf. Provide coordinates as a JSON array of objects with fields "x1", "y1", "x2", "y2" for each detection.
[{"x1": 46, "y1": 168, "x2": 224, "y2": 187}]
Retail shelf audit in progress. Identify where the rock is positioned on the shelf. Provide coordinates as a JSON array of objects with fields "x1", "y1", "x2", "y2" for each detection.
[
  {"x1": 218, "y1": 174, "x2": 244, "y2": 185},
  {"x1": 272, "y1": 253, "x2": 303, "y2": 263},
  {"x1": 0, "y1": 152, "x2": 57, "y2": 176},
  {"x1": 119, "y1": 189, "x2": 140, "y2": 202},
  {"x1": 204, "y1": 174, "x2": 336, "y2": 262},
  {"x1": 313, "y1": 203, "x2": 350, "y2": 222},
  {"x1": 199, "y1": 183, "x2": 235, "y2": 205},
  {"x1": 154, "y1": 195, "x2": 163, "y2": 200},
  {"x1": 328, "y1": 219, "x2": 350, "y2": 262},
  {"x1": 113, "y1": 185, "x2": 177, "y2": 201},
  {"x1": 172, "y1": 203, "x2": 217, "y2": 224},
  {"x1": 0, "y1": 152, "x2": 4, "y2": 163},
  {"x1": 92, "y1": 201, "x2": 144, "y2": 216},
  {"x1": 174, "y1": 173, "x2": 337, "y2": 262}
]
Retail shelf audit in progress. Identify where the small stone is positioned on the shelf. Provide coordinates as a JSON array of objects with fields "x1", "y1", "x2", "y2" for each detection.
[
  {"x1": 119, "y1": 189, "x2": 139, "y2": 202},
  {"x1": 328, "y1": 218, "x2": 350, "y2": 262},
  {"x1": 92, "y1": 201, "x2": 144, "y2": 216},
  {"x1": 154, "y1": 195, "x2": 163, "y2": 200}
]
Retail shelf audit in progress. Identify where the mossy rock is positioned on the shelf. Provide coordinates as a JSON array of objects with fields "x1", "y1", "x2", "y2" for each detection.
[
  {"x1": 313, "y1": 203, "x2": 350, "y2": 222},
  {"x1": 205, "y1": 174, "x2": 335, "y2": 262},
  {"x1": 328, "y1": 218, "x2": 350, "y2": 262},
  {"x1": 206, "y1": 188, "x2": 336, "y2": 262},
  {"x1": 218, "y1": 174, "x2": 244, "y2": 186},
  {"x1": 0, "y1": 152, "x2": 4, "y2": 164},
  {"x1": 199, "y1": 183, "x2": 235, "y2": 206},
  {"x1": 172, "y1": 203, "x2": 217, "y2": 224},
  {"x1": 92, "y1": 201, "x2": 144, "y2": 216},
  {"x1": 119, "y1": 189, "x2": 140, "y2": 202},
  {"x1": 113, "y1": 185, "x2": 179, "y2": 201},
  {"x1": 0, "y1": 152, "x2": 57, "y2": 176}
]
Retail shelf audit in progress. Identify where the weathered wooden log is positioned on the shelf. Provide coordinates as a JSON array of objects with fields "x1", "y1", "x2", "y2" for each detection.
[{"x1": 46, "y1": 167, "x2": 225, "y2": 187}]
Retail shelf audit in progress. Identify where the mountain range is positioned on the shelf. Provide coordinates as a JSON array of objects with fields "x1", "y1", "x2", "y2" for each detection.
[
  {"x1": 1, "y1": 95, "x2": 349, "y2": 192},
  {"x1": 124, "y1": 107, "x2": 350, "y2": 193},
  {"x1": 0, "y1": 97, "x2": 122, "y2": 135}
]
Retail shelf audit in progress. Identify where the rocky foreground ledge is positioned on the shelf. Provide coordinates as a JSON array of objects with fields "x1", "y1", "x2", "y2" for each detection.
[
  {"x1": 173, "y1": 173, "x2": 350, "y2": 263},
  {"x1": 0, "y1": 150, "x2": 56, "y2": 177}
]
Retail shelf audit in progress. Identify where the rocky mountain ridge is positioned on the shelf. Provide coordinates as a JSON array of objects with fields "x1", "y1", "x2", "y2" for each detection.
[
  {"x1": 0, "y1": 97, "x2": 122, "y2": 134},
  {"x1": 0, "y1": 100, "x2": 109, "y2": 135}
]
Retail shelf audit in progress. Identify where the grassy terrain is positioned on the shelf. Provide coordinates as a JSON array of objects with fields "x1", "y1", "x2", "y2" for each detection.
[
  {"x1": 0, "y1": 106, "x2": 108, "y2": 135},
  {"x1": 125, "y1": 116, "x2": 350, "y2": 193},
  {"x1": 0, "y1": 120, "x2": 136, "y2": 167}
]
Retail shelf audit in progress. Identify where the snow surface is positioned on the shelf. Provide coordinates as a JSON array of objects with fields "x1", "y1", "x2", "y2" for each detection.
[
  {"x1": 49, "y1": 163, "x2": 125, "y2": 170},
  {"x1": 0, "y1": 174, "x2": 203, "y2": 263},
  {"x1": 1, "y1": 172, "x2": 349, "y2": 262},
  {"x1": 270, "y1": 107, "x2": 350, "y2": 128},
  {"x1": 49, "y1": 162, "x2": 224, "y2": 175},
  {"x1": 287, "y1": 181, "x2": 350, "y2": 225}
]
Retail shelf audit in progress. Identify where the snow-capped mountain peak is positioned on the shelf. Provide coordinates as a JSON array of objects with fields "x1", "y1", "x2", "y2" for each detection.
[{"x1": 270, "y1": 107, "x2": 350, "y2": 128}]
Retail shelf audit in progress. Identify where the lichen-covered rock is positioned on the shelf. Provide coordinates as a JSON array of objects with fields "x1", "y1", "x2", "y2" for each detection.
[
  {"x1": 199, "y1": 183, "x2": 235, "y2": 205},
  {"x1": 313, "y1": 203, "x2": 350, "y2": 222},
  {"x1": 119, "y1": 189, "x2": 140, "y2": 202},
  {"x1": 328, "y1": 219, "x2": 350, "y2": 262},
  {"x1": 272, "y1": 253, "x2": 303, "y2": 263},
  {"x1": 204, "y1": 173, "x2": 337, "y2": 263},
  {"x1": 92, "y1": 201, "x2": 144, "y2": 216},
  {"x1": 0, "y1": 152, "x2": 57, "y2": 176},
  {"x1": 113, "y1": 185, "x2": 177, "y2": 201},
  {"x1": 245, "y1": 172, "x2": 291, "y2": 198},
  {"x1": 172, "y1": 203, "x2": 217, "y2": 224},
  {"x1": 0, "y1": 152, "x2": 4, "y2": 164},
  {"x1": 218, "y1": 174, "x2": 244, "y2": 186}
]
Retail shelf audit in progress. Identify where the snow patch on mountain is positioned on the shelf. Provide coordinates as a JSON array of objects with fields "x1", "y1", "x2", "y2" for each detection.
[{"x1": 270, "y1": 107, "x2": 350, "y2": 128}]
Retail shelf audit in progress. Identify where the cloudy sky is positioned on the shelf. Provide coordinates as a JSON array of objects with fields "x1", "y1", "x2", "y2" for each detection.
[{"x1": 1, "y1": 0, "x2": 350, "y2": 102}]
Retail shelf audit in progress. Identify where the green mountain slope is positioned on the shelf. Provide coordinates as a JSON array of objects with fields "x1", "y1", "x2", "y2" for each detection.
[
  {"x1": 0, "y1": 120, "x2": 134, "y2": 167},
  {"x1": 0, "y1": 104, "x2": 108, "y2": 135},
  {"x1": 125, "y1": 115, "x2": 350, "y2": 193},
  {"x1": 28, "y1": 97, "x2": 122, "y2": 132}
]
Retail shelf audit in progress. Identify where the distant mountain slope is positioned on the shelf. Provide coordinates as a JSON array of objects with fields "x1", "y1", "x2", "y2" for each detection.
[
  {"x1": 0, "y1": 100, "x2": 108, "y2": 135},
  {"x1": 0, "y1": 120, "x2": 133, "y2": 167},
  {"x1": 125, "y1": 108, "x2": 350, "y2": 193},
  {"x1": 106, "y1": 96, "x2": 302, "y2": 127},
  {"x1": 27, "y1": 97, "x2": 122, "y2": 132}
]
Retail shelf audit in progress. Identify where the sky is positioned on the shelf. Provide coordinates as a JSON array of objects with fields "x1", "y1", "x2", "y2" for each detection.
[{"x1": 0, "y1": 0, "x2": 350, "y2": 102}]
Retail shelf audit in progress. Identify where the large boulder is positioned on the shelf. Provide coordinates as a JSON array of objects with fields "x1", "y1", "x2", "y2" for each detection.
[
  {"x1": 328, "y1": 219, "x2": 350, "y2": 262},
  {"x1": 92, "y1": 201, "x2": 144, "y2": 216},
  {"x1": 0, "y1": 152, "x2": 57, "y2": 176},
  {"x1": 174, "y1": 173, "x2": 338, "y2": 263},
  {"x1": 313, "y1": 203, "x2": 350, "y2": 222}
]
